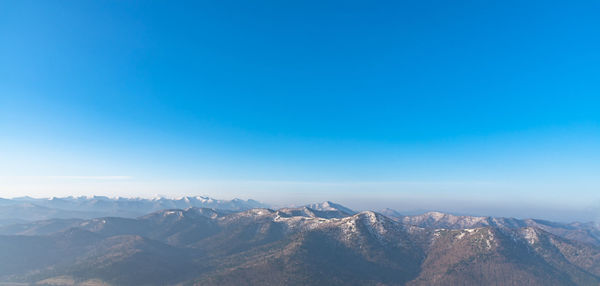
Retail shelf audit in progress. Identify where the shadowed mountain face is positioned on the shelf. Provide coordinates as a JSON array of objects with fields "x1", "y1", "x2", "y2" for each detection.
[{"x1": 0, "y1": 203, "x2": 599, "y2": 286}]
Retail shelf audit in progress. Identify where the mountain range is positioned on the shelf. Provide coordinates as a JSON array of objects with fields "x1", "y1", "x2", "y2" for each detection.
[
  {"x1": 0, "y1": 196, "x2": 266, "y2": 226},
  {"x1": 0, "y1": 200, "x2": 599, "y2": 285}
]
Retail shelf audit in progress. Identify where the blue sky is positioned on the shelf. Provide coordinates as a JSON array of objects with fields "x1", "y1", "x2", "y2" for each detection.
[{"x1": 1, "y1": 1, "x2": 599, "y2": 220}]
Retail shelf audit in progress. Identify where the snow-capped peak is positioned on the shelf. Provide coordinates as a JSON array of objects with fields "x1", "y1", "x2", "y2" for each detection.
[{"x1": 305, "y1": 201, "x2": 355, "y2": 215}]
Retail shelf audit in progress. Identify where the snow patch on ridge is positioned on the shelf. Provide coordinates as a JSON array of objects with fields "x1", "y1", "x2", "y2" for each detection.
[{"x1": 521, "y1": 227, "x2": 539, "y2": 244}]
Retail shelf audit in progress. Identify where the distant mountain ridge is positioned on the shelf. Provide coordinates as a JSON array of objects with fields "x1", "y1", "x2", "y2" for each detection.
[
  {"x1": 0, "y1": 196, "x2": 268, "y2": 226},
  {"x1": 382, "y1": 210, "x2": 600, "y2": 246},
  {"x1": 1, "y1": 202, "x2": 600, "y2": 285}
]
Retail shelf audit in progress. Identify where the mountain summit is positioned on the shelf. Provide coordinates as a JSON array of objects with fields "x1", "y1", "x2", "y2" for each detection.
[{"x1": 305, "y1": 201, "x2": 356, "y2": 215}]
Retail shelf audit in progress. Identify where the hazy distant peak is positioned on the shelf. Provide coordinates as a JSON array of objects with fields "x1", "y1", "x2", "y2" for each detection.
[
  {"x1": 305, "y1": 201, "x2": 355, "y2": 215},
  {"x1": 379, "y1": 208, "x2": 404, "y2": 218}
]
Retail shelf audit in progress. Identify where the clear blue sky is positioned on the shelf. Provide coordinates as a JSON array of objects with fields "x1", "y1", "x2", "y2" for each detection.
[{"x1": 1, "y1": 1, "x2": 599, "y2": 220}]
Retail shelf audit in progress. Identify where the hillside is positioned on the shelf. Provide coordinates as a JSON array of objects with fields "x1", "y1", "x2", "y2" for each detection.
[{"x1": 0, "y1": 203, "x2": 599, "y2": 286}]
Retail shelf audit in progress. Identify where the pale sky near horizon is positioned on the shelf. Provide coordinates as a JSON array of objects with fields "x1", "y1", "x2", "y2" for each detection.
[{"x1": 1, "y1": 1, "x2": 599, "y2": 221}]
